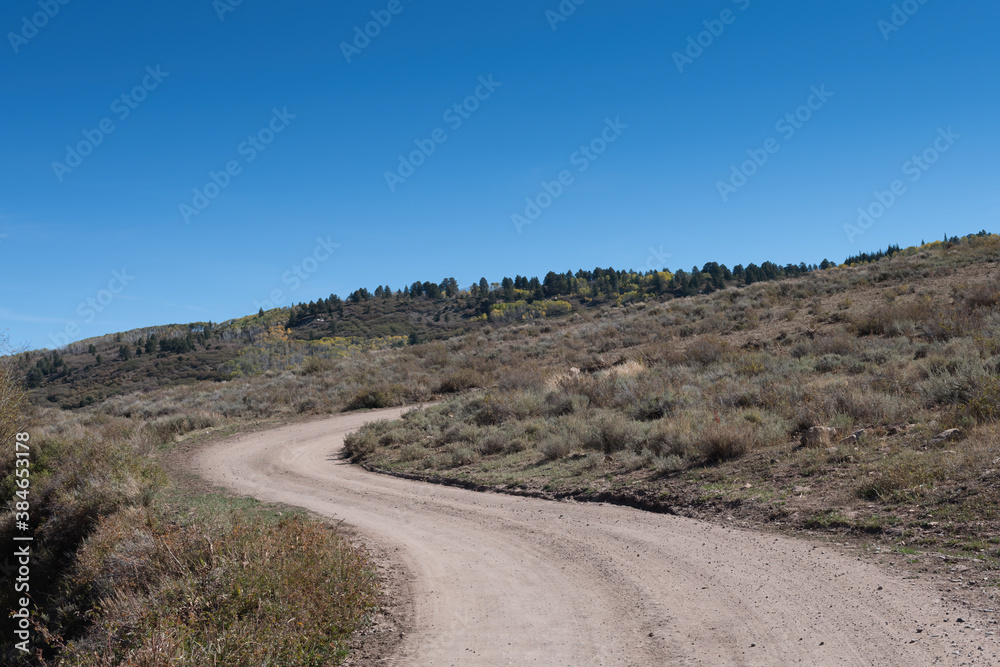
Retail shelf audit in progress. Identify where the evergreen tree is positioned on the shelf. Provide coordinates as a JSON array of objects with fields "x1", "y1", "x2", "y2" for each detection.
[
  {"x1": 501, "y1": 277, "x2": 515, "y2": 302},
  {"x1": 25, "y1": 367, "x2": 44, "y2": 388}
]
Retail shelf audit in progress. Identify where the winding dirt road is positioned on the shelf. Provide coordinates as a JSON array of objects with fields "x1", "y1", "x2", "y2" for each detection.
[{"x1": 192, "y1": 407, "x2": 998, "y2": 665}]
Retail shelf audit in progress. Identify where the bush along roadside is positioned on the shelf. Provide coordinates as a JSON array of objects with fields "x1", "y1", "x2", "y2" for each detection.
[{"x1": 0, "y1": 401, "x2": 381, "y2": 666}]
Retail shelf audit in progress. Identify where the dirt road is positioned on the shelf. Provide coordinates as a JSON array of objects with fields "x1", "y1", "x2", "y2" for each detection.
[{"x1": 192, "y1": 407, "x2": 998, "y2": 665}]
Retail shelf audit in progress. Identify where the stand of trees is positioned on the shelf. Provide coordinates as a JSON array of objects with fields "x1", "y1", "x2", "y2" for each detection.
[
  {"x1": 277, "y1": 234, "x2": 995, "y2": 331},
  {"x1": 283, "y1": 257, "x2": 834, "y2": 327}
]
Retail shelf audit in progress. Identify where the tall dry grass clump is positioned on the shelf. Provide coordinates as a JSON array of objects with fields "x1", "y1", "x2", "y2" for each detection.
[
  {"x1": 0, "y1": 336, "x2": 26, "y2": 445},
  {"x1": 61, "y1": 507, "x2": 379, "y2": 666}
]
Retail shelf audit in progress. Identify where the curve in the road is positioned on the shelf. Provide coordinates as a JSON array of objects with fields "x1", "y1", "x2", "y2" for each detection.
[{"x1": 192, "y1": 407, "x2": 998, "y2": 666}]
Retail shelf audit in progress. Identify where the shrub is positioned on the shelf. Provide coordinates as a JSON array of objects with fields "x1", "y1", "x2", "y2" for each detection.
[
  {"x1": 467, "y1": 394, "x2": 515, "y2": 426},
  {"x1": 344, "y1": 384, "x2": 404, "y2": 411},
  {"x1": 631, "y1": 392, "x2": 675, "y2": 421},
  {"x1": 542, "y1": 391, "x2": 586, "y2": 417},
  {"x1": 446, "y1": 445, "x2": 479, "y2": 468},
  {"x1": 698, "y1": 421, "x2": 757, "y2": 463},
  {"x1": 687, "y1": 335, "x2": 729, "y2": 366},
  {"x1": 343, "y1": 424, "x2": 385, "y2": 461},
  {"x1": 436, "y1": 368, "x2": 482, "y2": 394},
  {"x1": 476, "y1": 430, "x2": 507, "y2": 456},
  {"x1": 952, "y1": 376, "x2": 1000, "y2": 425},
  {"x1": 962, "y1": 279, "x2": 1000, "y2": 309},
  {"x1": 64, "y1": 509, "x2": 379, "y2": 666},
  {"x1": 582, "y1": 412, "x2": 646, "y2": 454},
  {"x1": 539, "y1": 434, "x2": 573, "y2": 461},
  {"x1": 814, "y1": 354, "x2": 844, "y2": 373}
]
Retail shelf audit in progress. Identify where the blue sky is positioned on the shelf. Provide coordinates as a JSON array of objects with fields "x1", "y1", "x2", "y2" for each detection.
[{"x1": 2, "y1": 0, "x2": 998, "y2": 350}]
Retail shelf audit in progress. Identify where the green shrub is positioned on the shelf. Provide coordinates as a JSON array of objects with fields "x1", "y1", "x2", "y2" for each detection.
[
  {"x1": 467, "y1": 393, "x2": 515, "y2": 426},
  {"x1": 582, "y1": 412, "x2": 646, "y2": 454}
]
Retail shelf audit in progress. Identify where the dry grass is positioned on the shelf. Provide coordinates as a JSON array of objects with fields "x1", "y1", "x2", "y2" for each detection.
[
  {"x1": 1, "y1": 381, "x2": 382, "y2": 665},
  {"x1": 0, "y1": 336, "x2": 26, "y2": 445},
  {"x1": 6, "y1": 234, "x2": 1000, "y2": 662},
  {"x1": 61, "y1": 506, "x2": 378, "y2": 666},
  {"x1": 343, "y1": 235, "x2": 1000, "y2": 562}
]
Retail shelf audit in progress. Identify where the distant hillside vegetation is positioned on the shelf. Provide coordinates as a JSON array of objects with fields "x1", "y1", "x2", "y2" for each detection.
[{"x1": 15, "y1": 230, "x2": 992, "y2": 410}]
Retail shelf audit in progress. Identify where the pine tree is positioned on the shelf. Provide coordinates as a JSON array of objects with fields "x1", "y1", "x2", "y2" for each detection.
[
  {"x1": 501, "y1": 277, "x2": 515, "y2": 302},
  {"x1": 26, "y1": 367, "x2": 44, "y2": 388}
]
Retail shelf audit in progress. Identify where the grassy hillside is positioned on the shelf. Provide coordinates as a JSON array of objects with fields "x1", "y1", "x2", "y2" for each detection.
[
  {"x1": 16, "y1": 236, "x2": 862, "y2": 410},
  {"x1": 14, "y1": 299, "x2": 468, "y2": 410},
  {"x1": 4, "y1": 231, "x2": 998, "y2": 663},
  {"x1": 345, "y1": 234, "x2": 1000, "y2": 565}
]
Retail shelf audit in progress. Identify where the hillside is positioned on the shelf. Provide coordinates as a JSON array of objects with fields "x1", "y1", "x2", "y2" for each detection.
[
  {"x1": 17, "y1": 236, "x2": 943, "y2": 410},
  {"x1": 4, "y1": 231, "x2": 999, "y2": 663},
  {"x1": 342, "y1": 232, "x2": 1000, "y2": 566}
]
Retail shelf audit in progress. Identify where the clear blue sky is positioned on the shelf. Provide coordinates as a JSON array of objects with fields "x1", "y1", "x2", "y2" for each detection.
[{"x1": 2, "y1": 0, "x2": 998, "y2": 350}]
